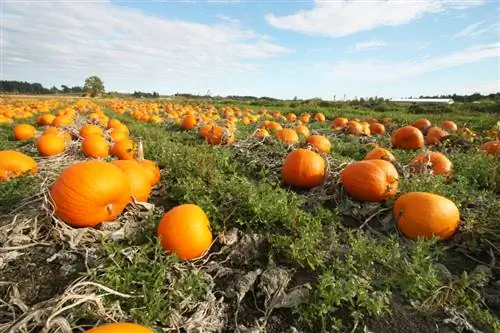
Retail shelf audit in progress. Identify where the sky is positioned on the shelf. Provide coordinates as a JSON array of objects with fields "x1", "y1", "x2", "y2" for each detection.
[{"x1": 1, "y1": 0, "x2": 499, "y2": 99}]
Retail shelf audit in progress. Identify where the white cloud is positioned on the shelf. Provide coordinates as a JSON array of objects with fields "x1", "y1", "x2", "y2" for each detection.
[
  {"x1": 265, "y1": 0, "x2": 486, "y2": 38},
  {"x1": 0, "y1": 0, "x2": 289, "y2": 92},
  {"x1": 453, "y1": 21, "x2": 500, "y2": 39},
  {"x1": 326, "y1": 43, "x2": 500, "y2": 81},
  {"x1": 446, "y1": 81, "x2": 500, "y2": 95},
  {"x1": 354, "y1": 40, "x2": 387, "y2": 50}
]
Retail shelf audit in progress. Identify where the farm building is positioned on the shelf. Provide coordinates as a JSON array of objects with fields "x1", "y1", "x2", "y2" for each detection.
[{"x1": 390, "y1": 98, "x2": 455, "y2": 105}]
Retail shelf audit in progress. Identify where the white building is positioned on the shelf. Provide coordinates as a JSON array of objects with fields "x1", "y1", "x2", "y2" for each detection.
[{"x1": 390, "y1": 98, "x2": 454, "y2": 104}]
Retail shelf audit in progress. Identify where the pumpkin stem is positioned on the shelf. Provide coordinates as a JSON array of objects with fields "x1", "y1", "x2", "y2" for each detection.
[
  {"x1": 137, "y1": 139, "x2": 145, "y2": 161},
  {"x1": 106, "y1": 203, "x2": 113, "y2": 216}
]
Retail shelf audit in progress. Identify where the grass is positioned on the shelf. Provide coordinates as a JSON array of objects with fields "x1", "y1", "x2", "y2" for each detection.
[{"x1": 0, "y1": 97, "x2": 499, "y2": 332}]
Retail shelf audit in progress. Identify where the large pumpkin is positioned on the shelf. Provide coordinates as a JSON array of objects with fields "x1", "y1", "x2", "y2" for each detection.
[
  {"x1": 157, "y1": 204, "x2": 213, "y2": 260},
  {"x1": 426, "y1": 127, "x2": 449, "y2": 145},
  {"x1": 391, "y1": 126, "x2": 425, "y2": 150},
  {"x1": 412, "y1": 118, "x2": 431, "y2": 132},
  {"x1": 394, "y1": 192, "x2": 460, "y2": 240},
  {"x1": 332, "y1": 117, "x2": 348, "y2": 129},
  {"x1": 50, "y1": 161, "x2": 131, "y2": 227},
  {"x1": 282, "y1": 149, "x2": 326, "y2": 188},
  {"x1": 36, "y1": 134, "x2": 66, "y2": 157},
  {"x1": 111, "y1": 139, "x2": 136, "y2": 160},
  {"x1": 81, "y1": 135, "x2": 109, "y2": 158},
  {"x1": 306, "y1": 135, "x2": 331, "y2": 153},
  {"x1": 86, "y1": 323, "x2": 154, "y2": 333},
  {"x1": 341, "y1": 160, "x2": 398, "y2": 202},
  {"x1": 79, "y1": 124, "x2": 104, "y2": 138},
  {"x1": 276, "y1": 128, "x2": 299, "y2": 144},
  {"x1": 111, "y1": 160, "x2": 152, "y2": 202},
  {"x1": 13, "y1": 124, "x2": 36, "y2": 141},
  {"x1": 181, "y1": 114, "x2": 198, "y2": 130},
  {"x1": 0, "y1": 151, "x2": 37, "y2": 181},
  {"x1": 409, "y1": 152, "x2": 452, "y2": 175},
  {"x1": 364, "y1": 147, "x2": 395, "y2": 162}
]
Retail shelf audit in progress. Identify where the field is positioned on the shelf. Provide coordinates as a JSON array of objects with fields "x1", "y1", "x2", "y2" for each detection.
[{"x1": 0, "y1": 96, "x2": 499, "y2": 333}]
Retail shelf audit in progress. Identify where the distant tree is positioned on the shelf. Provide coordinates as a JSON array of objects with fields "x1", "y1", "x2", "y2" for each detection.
[
  {"x1": 83, "y1": 75, "x2": 105, "y2": 97},
  {"x1": 61, "y1": 85, "x2": 70, "y2": 93}
]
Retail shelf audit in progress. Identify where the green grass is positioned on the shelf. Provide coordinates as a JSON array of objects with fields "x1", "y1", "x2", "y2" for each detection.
[{"x1": 0, "y1": 98, "x2": 499, "y2": 332}]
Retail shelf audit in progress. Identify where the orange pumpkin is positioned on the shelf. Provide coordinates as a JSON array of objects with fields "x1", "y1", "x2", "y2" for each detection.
[
  {"x1": 36, "y1": 134, "x2": 66, "y2": 157},
  {"x1": 81, "y1": 135, "x2": 109, "y2": 158},
  {"x1": 307, "y1": 135, "x2": 331, "y2": 153},
  {"x1": 253, "y1": 128, "x2": 270, "y2": 138},
  {"x1": 13, "y1": 124, "x2": 36, "y2": 141},
  {"x1": 282, "y1": 149, "x2": 326, "y2": 188},
  {"x1": 369, "y1": 123, "x2": 385, "y2": 136},
  {"x1": 50, "y1": 161, "x2": 131, "y2": 227},
  {"x1": 80, "y1": 124, "x2": 104, "y2": 138},
  {"x1": 266, "y1": 121, "x2": 283, "y2": 132},
  {"x1": 206, "y1": 126, "x2": 234, "y2": 145},
  {"x1": 394, "y1": 192, "x2": 459, "y2": 240},
  {"x1": 391, "y1": 126, "x2": 425, "y2": 150},
  {"x1": 0, "y1": 151, "x2": 37, "y2": 181},
  {"x1": 313, "y1": 113, "x2": 326, "y2": 122},
  {"x1": 426, "y1": 127, "x2": 449, "y2": 145},
  {"x1": 412, "y1": 118, "x2": 431, "y2": 131},
  {"x1": 294, "y1": 125, "x2": 310, "y2": 138},
  {"x1": 111, "y1": 160, "x2": 151, "y2": 202},
  {"x1": 181, "y1": 114, "x2": 198, "y2": 129},
  {"x1": 409, "y1": 152, "x2": 452, "y2": 175},
  {"x1": 276, "y1": 128, "x2": 299, "y2": 144},
  {"x1": 332, "y1": 117, "x2": 348, "y2": 129},
  {"x1": 157, "y1": 204, "x2": 213, "y2": 260},
  {"x1": 109, "y1": 129, "x2": 128, "y2": 142},
  {"x1": 37, "y1": 113, "x2": 56, "y2": 126},
  {"x1": 345, "y1": 121, "x2": 363, "y2": 135},
  {"x1": 480, "y1": 140, "x2": 500, "y2": 155},
  {"x1": 107, "y1": 118, "x2": 123, "y2": 129},
  {"x1": 86, "y1": 323, "x2": 154, "y2": 333},
  {"x1": 441, "y1": 121, "x2": 457, "y2": 132},
  {"x1": 341, "y1": 160, "x2": 398, "y2": 202},
  {"x1": 53, "y1": 115, "x2": 73, "y2": 127},
  {"x1": 364, "y1": 148, "x2": 396, "y2": 163},
  {"x1": 139, "y1": 160, "x2": 161, "y2": 186},
  {"x1": 111, "y1": 139, "x2": 136, "y2": 160},
  {"x1": 286, "y1": 113, "x2": 297, "y2": 121}
]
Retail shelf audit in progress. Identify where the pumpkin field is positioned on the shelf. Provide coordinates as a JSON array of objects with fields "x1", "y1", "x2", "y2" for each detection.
[{"x1": 0, "y1": 96, "x2": 499, "y2": 333}]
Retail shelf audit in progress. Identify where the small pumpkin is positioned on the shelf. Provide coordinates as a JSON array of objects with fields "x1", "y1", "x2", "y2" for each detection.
[
  {"x1": 109, "y1": 128, "x2": 129, "y2": 142},
  {"x1": 111, "y1": 139, "x2": 136, "y2": 160},
  {"x1": 253, "y1": 128, "x2": 270, "y2": 138},
  {"x1": 412, "y1": 118, "x2": 431, "y2": 132},
  {"x1": 157, "y1": 204, "x2": 213, "y2": 260},
  {"x1": 282, "y1": 149, "x2": 326, "y2": 188},
  {"x1": 369, "y1": 123, "x2": 385, "y2": 136},
  {"x1": 37, "y1": 113, "x2": 56, "y2": 126},
  {"x1": 36, "y1": 134, "x2": 66, "y2": 157},
  {"x1": 332, "y1": 117, "x2": 348, "y2": 129},
  {"x1": 86, "y1": 322, "x2": 154, "y2": 333},
  {"x1": 286, "y1": 113, "x2": 297, "y2": 121},
  {"x1": 364, "y1": 147, "x2": 396, "y2": 163},
  {"x1": 266, "y1": 121, "x2": 283, "y2": 132},
  {"x1": 391, "y1": 126, "x2": 425, "y2": 150},
  {"x1": 206, "y1": 126, "x2": 235, "y2": 145},
  {"x1": 81, "y1": 135, "x2": 109, "y2": 158},
  {"x1": 313, "y1": 113, "x2": 326, "y2": 122},
  {"x1": 341, "y1": 160, "x2": 398, "y2": 202},
  {"x1": 0, "y1": 150, "x2": 37, "y2": 181},
  {"x1": 294, "y1": 125, "x2": 310, "y2": 138},
  {"x1": 80, "y1": 124, "x2": 104, "y2": 138},
  {"x1": 426, "y1": 127, "x2": 449, "y2": 145},
  {"x1": 181, "y1": 114, "x2": 198, "y2": 130},
  {"x1": 111, "y1": 160, "x2": 152, "y2": 202},
  {"x1": 306, "y1": 135, "x2": 331, "y2": 153},
  {"x1": 276, "y1": 128, "x2": 299, "y2": 144},
  {"x1": 409, "y1": 151, "x2": 452, "y2": 175},
  {"x1": 441, "y1": 120, "x2": 457, "y2": 132},
  {"x1": 50, "y1": 161, "x2": 131, "y2": 227},
  {"x1": 345, "y1": 121, "x2": 363, "y2": 135},
  {"x1": 53, "y1": 115, "x2": 73, "y2": 127},
  {"x1": 394, "y1": 192, "x2": 459, "y2": 240},
  {"x1": 13, "y1": 124, "x2": 36, "y2": 141},
  {"x1": 480, "y1": 140, "x2": 500, "y2": 155}
]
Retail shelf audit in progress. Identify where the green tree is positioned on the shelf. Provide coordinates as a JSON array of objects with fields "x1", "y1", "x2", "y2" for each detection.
[{"x1": 83, "y1": 75, "x2": 105, "y2": 97}]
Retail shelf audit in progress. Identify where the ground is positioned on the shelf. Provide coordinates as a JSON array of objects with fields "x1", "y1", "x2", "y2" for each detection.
[{"x1": 0, "y1": 96, "x2": 499, "y2": 333}]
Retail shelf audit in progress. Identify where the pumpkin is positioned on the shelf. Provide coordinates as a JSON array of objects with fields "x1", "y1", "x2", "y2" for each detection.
[
  {"x1": 181, "y1": 114, "x2": 198, "y2": 129},
  {"x1": 107, "y1": 118, "x2": 123, "y2": 129},
  {"x1": 50, "y1": 161, "x2": 131, "y2": 227},
  {"x1": 369, "y1": 123, "x2": 385, "y2": 136},
  {"x1": 109, "y1": 129, "x2": 128, "y2": 142},
  {"x1": 136, "y1": 141, "x2": 161, "y2": 186},
  {"x1": 36, "y1": 134, "x2": 66, "y2": 157},
  {"x1": 341, "y1": 160, "x2": 398, "y2": 202},
  {"x1": 480, "y1": 140, "x2": 500, "y2": 155},
  {"x1": 111, "y1": 160, "x2": 152, "y2": 202},
  {"x1": 53, "y1": 115, "x2": 73, "y2": 127},
  {"x1": 394, "y1": 192, "x2": 460, "y2": 240},
  {"x1": 111, "y1": 139, "x2": 136, "y2": 160},
  {"x1": 276, "y1": 128, "x2": 299, "y2": 144},
  {"x1": 157, "y1": 204, "x2": 213, "y2": 260},
  {"x1": 441, "y1": 121, "x2": 457, "y2": 132},
  {"x1": 266, "y1": 121, "x2": 283, "y2": 132},
  {"x1": 306, "y1": 135, "x2": 331, "y2": 153},
  {"x1": 199, "y1": 124, "x2": 214, "y2": 138},
  {"x1": 364, "y1": 147, "x2": 395, "y2": 163},
  {"x1": 37, "y1": 113, "x2": 56, "y2": 126},
  {"x1": 391, "y1": 126, "x2": 425, "y2": 150},
  {"x1": 294, "y1": 125, "x2": 310, "y2": 138},
  {"x1": 345, "y1": 121, "x2": 363, "y2": 135},
  {"x1": 254, "y1": 128, "x2": 270, "y2": 138},
  {"x1": 426, "y1": 127, "x2": 449, "y2": 145},
  {"x1": 81, "y1": 135, "x2": 109, "y2": 158},
  {"x1": 313, "y1": 113, "x2": 326, "y2": 122},
  {"x1": 282, "y1": 149, "x2": 326, "y2": 188},
  {"x1": 13, "y1": 124, "x2": 36, "y2": 141},
  {"x1": 332, "y1": 117, "x2": 348, "y2": 129},
  {"x1": 206, "y1": 126, "x2": 234, "y2": 145},
  {"x1": 286, "y1": 113, "x2": 297, "y2": 121},
  {"x1": 0, "y1": 151, "x2": 37, "y2": 181},
  {"x1": 409, "y1": 152, "x2": 452, "y2": 175},
  {"x1": 86, "y1": 323, "x2": 154, "y2": 333},
  {"x1": 79, "y1": 124, "x2": 104, "y2": 138},
  {"x1": 412, "y1": 118, "x2": 431, "y2": 132}
]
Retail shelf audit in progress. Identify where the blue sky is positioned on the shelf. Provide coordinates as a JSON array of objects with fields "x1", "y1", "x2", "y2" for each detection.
[{"x1": 2, "y1": 0, "x2": 499, "y2": 99}]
